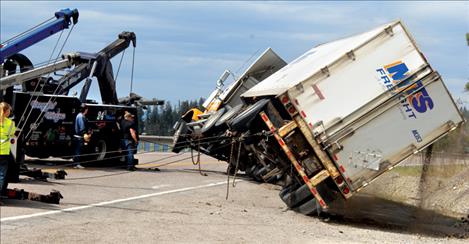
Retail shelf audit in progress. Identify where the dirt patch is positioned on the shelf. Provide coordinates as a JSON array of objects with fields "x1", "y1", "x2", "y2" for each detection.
[
  {"x1": 325, "y1": 194, "x2": 469, "y2": 238},
  {"x1": 330, "y1": 154, "x2": 469, "y2": 238}
]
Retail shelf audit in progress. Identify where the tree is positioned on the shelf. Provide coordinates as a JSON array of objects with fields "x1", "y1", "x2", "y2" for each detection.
[{"x1": 466, "y1": 33, "x2": 468, "y2": 92}]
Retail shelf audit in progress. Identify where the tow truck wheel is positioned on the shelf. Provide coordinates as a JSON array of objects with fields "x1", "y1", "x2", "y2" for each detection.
[{"x1": 94, "y1": 139, "x2": 107, "y2": 161}]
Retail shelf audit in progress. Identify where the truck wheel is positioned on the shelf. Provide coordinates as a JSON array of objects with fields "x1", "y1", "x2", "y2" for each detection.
[
  {"x1": 279, "y1": 184, "x2": 296, "y2": 200},
  {"x1": 94, "y1": 139, "x2": 107, "y2": 161},
  {"x1": 215, "y1": 104, "x2": 243, "y2": 127},
  {"x1": 292, "y1": 199, "x2": 320, "y2": 215},
  {"x1": 229, "y1": 99, "x2": 269, "y2": 133},
  {"x1": 253, "y1": 165, "x2": 271, "y2": 182},
  {"x1": 280, "y1": 184, "x2": 314, "y2": 208},
  {"x1": 245, "y1": 164, "x2": 258, "y2": 179},
  {"x1": 201, "y1": 108, "x2": 226, "y2": 135}
]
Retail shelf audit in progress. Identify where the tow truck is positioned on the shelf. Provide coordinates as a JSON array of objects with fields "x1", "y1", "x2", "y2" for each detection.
[
  {"x1": 1, "y1": 9, "x2": 160, "y2": 189},
  {"x1": 2, "y1": 31, "x2": 139, "y2": 166},
  {"x1": 0, "y1": 8, "x2": 78, "y2": 203}
]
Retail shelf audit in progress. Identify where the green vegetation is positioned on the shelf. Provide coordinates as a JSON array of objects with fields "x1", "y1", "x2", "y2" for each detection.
[
  {"x1": 138, "y1": 98, "x2": 205, "y2": 136},
  {"x1": 432, "y1": 106, "x2": 469, "y2": 154}
]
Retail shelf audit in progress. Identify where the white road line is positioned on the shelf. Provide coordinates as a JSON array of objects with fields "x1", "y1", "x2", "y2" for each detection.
[
  {"x1": 151, "y1": 184, "x2": 170, "y2": 189},
  {"x1": 1, "y1": 181, "x2": 238, "y2": 222}
]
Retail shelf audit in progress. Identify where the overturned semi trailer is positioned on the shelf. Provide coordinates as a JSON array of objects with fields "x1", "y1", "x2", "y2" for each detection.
[{"x1": 174, "y1": 20, "x2": 465, "y2": 214}]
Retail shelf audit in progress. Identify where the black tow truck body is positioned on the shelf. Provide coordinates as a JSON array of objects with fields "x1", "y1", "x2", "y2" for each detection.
[
  {"x1": 3, "y1": 31, "x2": 139, "y2": 169},
  {"x1": 12, "y1": 93, "x2": 136, "y2": 162}
]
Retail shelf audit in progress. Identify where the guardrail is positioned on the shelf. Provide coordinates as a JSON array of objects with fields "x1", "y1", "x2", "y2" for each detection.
[{"x1": 138, "y1": 135, "x2": 173, "y2": 152}]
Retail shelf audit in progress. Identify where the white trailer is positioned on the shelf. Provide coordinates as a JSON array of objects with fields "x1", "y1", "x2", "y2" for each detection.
[{"x1": 242, "y1": 20, "x2": 464, "y2": 208}]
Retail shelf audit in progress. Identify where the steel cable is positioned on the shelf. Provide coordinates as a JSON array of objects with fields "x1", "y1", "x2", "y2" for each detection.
[
  {"x1": 16, "y1": 24, "x2": 74, "y2": 139},
  {"x1": 19, "y1": 25, "x2": 77, "y2": 140},
  {"x1": 15, "y1": 29, "x2": 64, "y2": 132},
  {"x1": 1, "y1": 17, "x2": 55, "y2": 44},
  {"x1": 114, "y1": 49, "x2": 126, "y2": 83}
]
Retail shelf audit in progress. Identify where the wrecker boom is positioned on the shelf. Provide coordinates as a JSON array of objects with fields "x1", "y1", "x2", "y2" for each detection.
[
  {"x1": 0, "y1": 8, "x2": 79, "y2": 63},
  {"x1": 0, "y1": 53, "x2": 81, "y2": 90},
  {"x1": 56, "y1": 31, "x2": 136, "y2": 104}
]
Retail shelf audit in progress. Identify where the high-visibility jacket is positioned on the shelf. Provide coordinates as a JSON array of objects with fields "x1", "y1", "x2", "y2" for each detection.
[{"x1": 0, "y1": 117, "x2": 16, "y2": 155}]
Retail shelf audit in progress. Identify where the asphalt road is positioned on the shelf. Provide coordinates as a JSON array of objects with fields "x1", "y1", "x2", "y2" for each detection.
[{"x1": 0, "y1": 152, "x2": 467, "y2": 243}]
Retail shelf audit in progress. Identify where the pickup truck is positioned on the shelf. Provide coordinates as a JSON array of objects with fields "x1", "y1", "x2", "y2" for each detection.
[{"x1": 173, "y1": 20, "x2": 465, "y2": 214}]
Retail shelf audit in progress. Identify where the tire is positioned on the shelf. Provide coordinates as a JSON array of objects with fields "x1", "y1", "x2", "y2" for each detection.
[
  {"x1": 201, "y1": 108, "x2": 226, "y2": 135},
  {"x1": 293, "y1": 199, "x2": 320, "y2": 215},
  {"x1": 94, "y1": 139, "x2": 107, "y2": 161},
  {"x1": 282, "y1": 179, "x2": 340, "y2": 214},
  {"x1": 215, "y1": 104, "x2": 243, "y2": 127},
  {"x1": 279, "y1": 184, "x2": 296, "y2": 199},
  {"x1": 229, "y1": 99, "x2": 269, "y2": 133},
  {"x1": 245, "y1": 164, "x2": 258, "y2": 179},
  {"x1": 280, "y1": 184, "x2": 313, "y2": 208},
  {"x1": 4, "y1": 54, "x2": 37, "y2": 91}
]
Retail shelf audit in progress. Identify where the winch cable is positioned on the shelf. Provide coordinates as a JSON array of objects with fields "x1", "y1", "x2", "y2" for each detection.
[
  {"x1": 25, "y1": 134, "x2": 235, "y2": 170},
  {"x1": 226, "y1": 138, "x2": 242, "y2": 200},
  {"x1": 17, "y1": 24, "x2": 76, "y2": 140},
  {"x1": 232, "y1": 140, "x2": 242, "y2": 187},
  {"x1": 42, "y1": 135, "x2": 242, "y2": 180},
  {"x1": 225, "y1": 139, "x2": 236, "y2": 200},
  {"x1": 1, "y1": 17, "x2": 55, "y2": 45},
  {"x1": 114, "y1": 49, "x2": 126, "y2": 83},
  {"x1": 234, "y1": 47, "x2": 261, "y2": 76},
  {"x1": 15, "y1": 29, "x2": 65, "y2": 132},
  {"x1": 130, "y1": 45, "x2": 135, "y2": 94},
  {"x1": 190, "y1": 138, "x2": 207, "y2": 176},
  {"x1": 21, "y1": 130, "x2": 263, "y2": 181},
  {"x1": 172, "y1": 133, "x2": 231, "y2": 147},
  {"x1": 21, "y1": 24, "x2": 76, "y2": 140}
]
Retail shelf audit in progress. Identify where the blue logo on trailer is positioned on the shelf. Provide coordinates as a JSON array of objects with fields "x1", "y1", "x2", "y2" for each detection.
[{"x1": 376, "y1": 61, "x2": 434, "y2": 119}]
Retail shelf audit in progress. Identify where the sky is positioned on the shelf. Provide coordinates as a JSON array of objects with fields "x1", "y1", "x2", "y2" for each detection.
[{"x1": 1, "y1": 1, "x2": 468, "y2": 107}]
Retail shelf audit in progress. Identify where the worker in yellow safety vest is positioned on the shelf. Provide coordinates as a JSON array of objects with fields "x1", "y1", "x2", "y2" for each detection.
[{"x1": 0, "y1": 102, "x2": 15, "y2": 202}]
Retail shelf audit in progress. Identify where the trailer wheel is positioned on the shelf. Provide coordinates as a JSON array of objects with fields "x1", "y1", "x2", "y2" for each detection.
[
  {"x1": 215, "y1": 104, "x2": 243, "y2": 127},
  {"x1": 94, "y1": 139, "x2": 107, "y2": 161},
  {"x1": 292, "y1": 199, "x2": 320, "y2": 216},
  {"x1": 229, "y1": 99, "x2": 269, "y2": 133},
  {"x1": 244, "y1": 164, "x2": 258, "y2": 180},
  {"x1": 201, "y1": 108, "x2": 226, "y2": 135},
  {"x1": 280, "y1": 184, "x2": 313, "y2": 208}
]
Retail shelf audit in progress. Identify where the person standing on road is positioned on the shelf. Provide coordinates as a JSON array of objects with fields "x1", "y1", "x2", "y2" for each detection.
[
  {"x1": 121, "y1": 111, "x2": 139, "y2": 171},
  {"x1": 73, "y1": 104, "x2": 89, "y2": 169},
  {"x1": 0, "y1": 102, "x2": 16, "y2": 202}
]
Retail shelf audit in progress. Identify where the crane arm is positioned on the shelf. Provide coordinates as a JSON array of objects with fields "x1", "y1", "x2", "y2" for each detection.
[
  {"x1": 0, "y1": 9, "x2": 79, "y2": 62},
  {"x1": 0, "y1": 53, "x2": 82, "y2": 90},
  {"x1": 58, "y1": 32, "x2": 136, "y2": 104}
]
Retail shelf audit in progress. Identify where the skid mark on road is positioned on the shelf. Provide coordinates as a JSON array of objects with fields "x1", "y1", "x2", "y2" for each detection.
[{"x1": 1, "y1": 181, "x2": 239, "y2": 222}]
